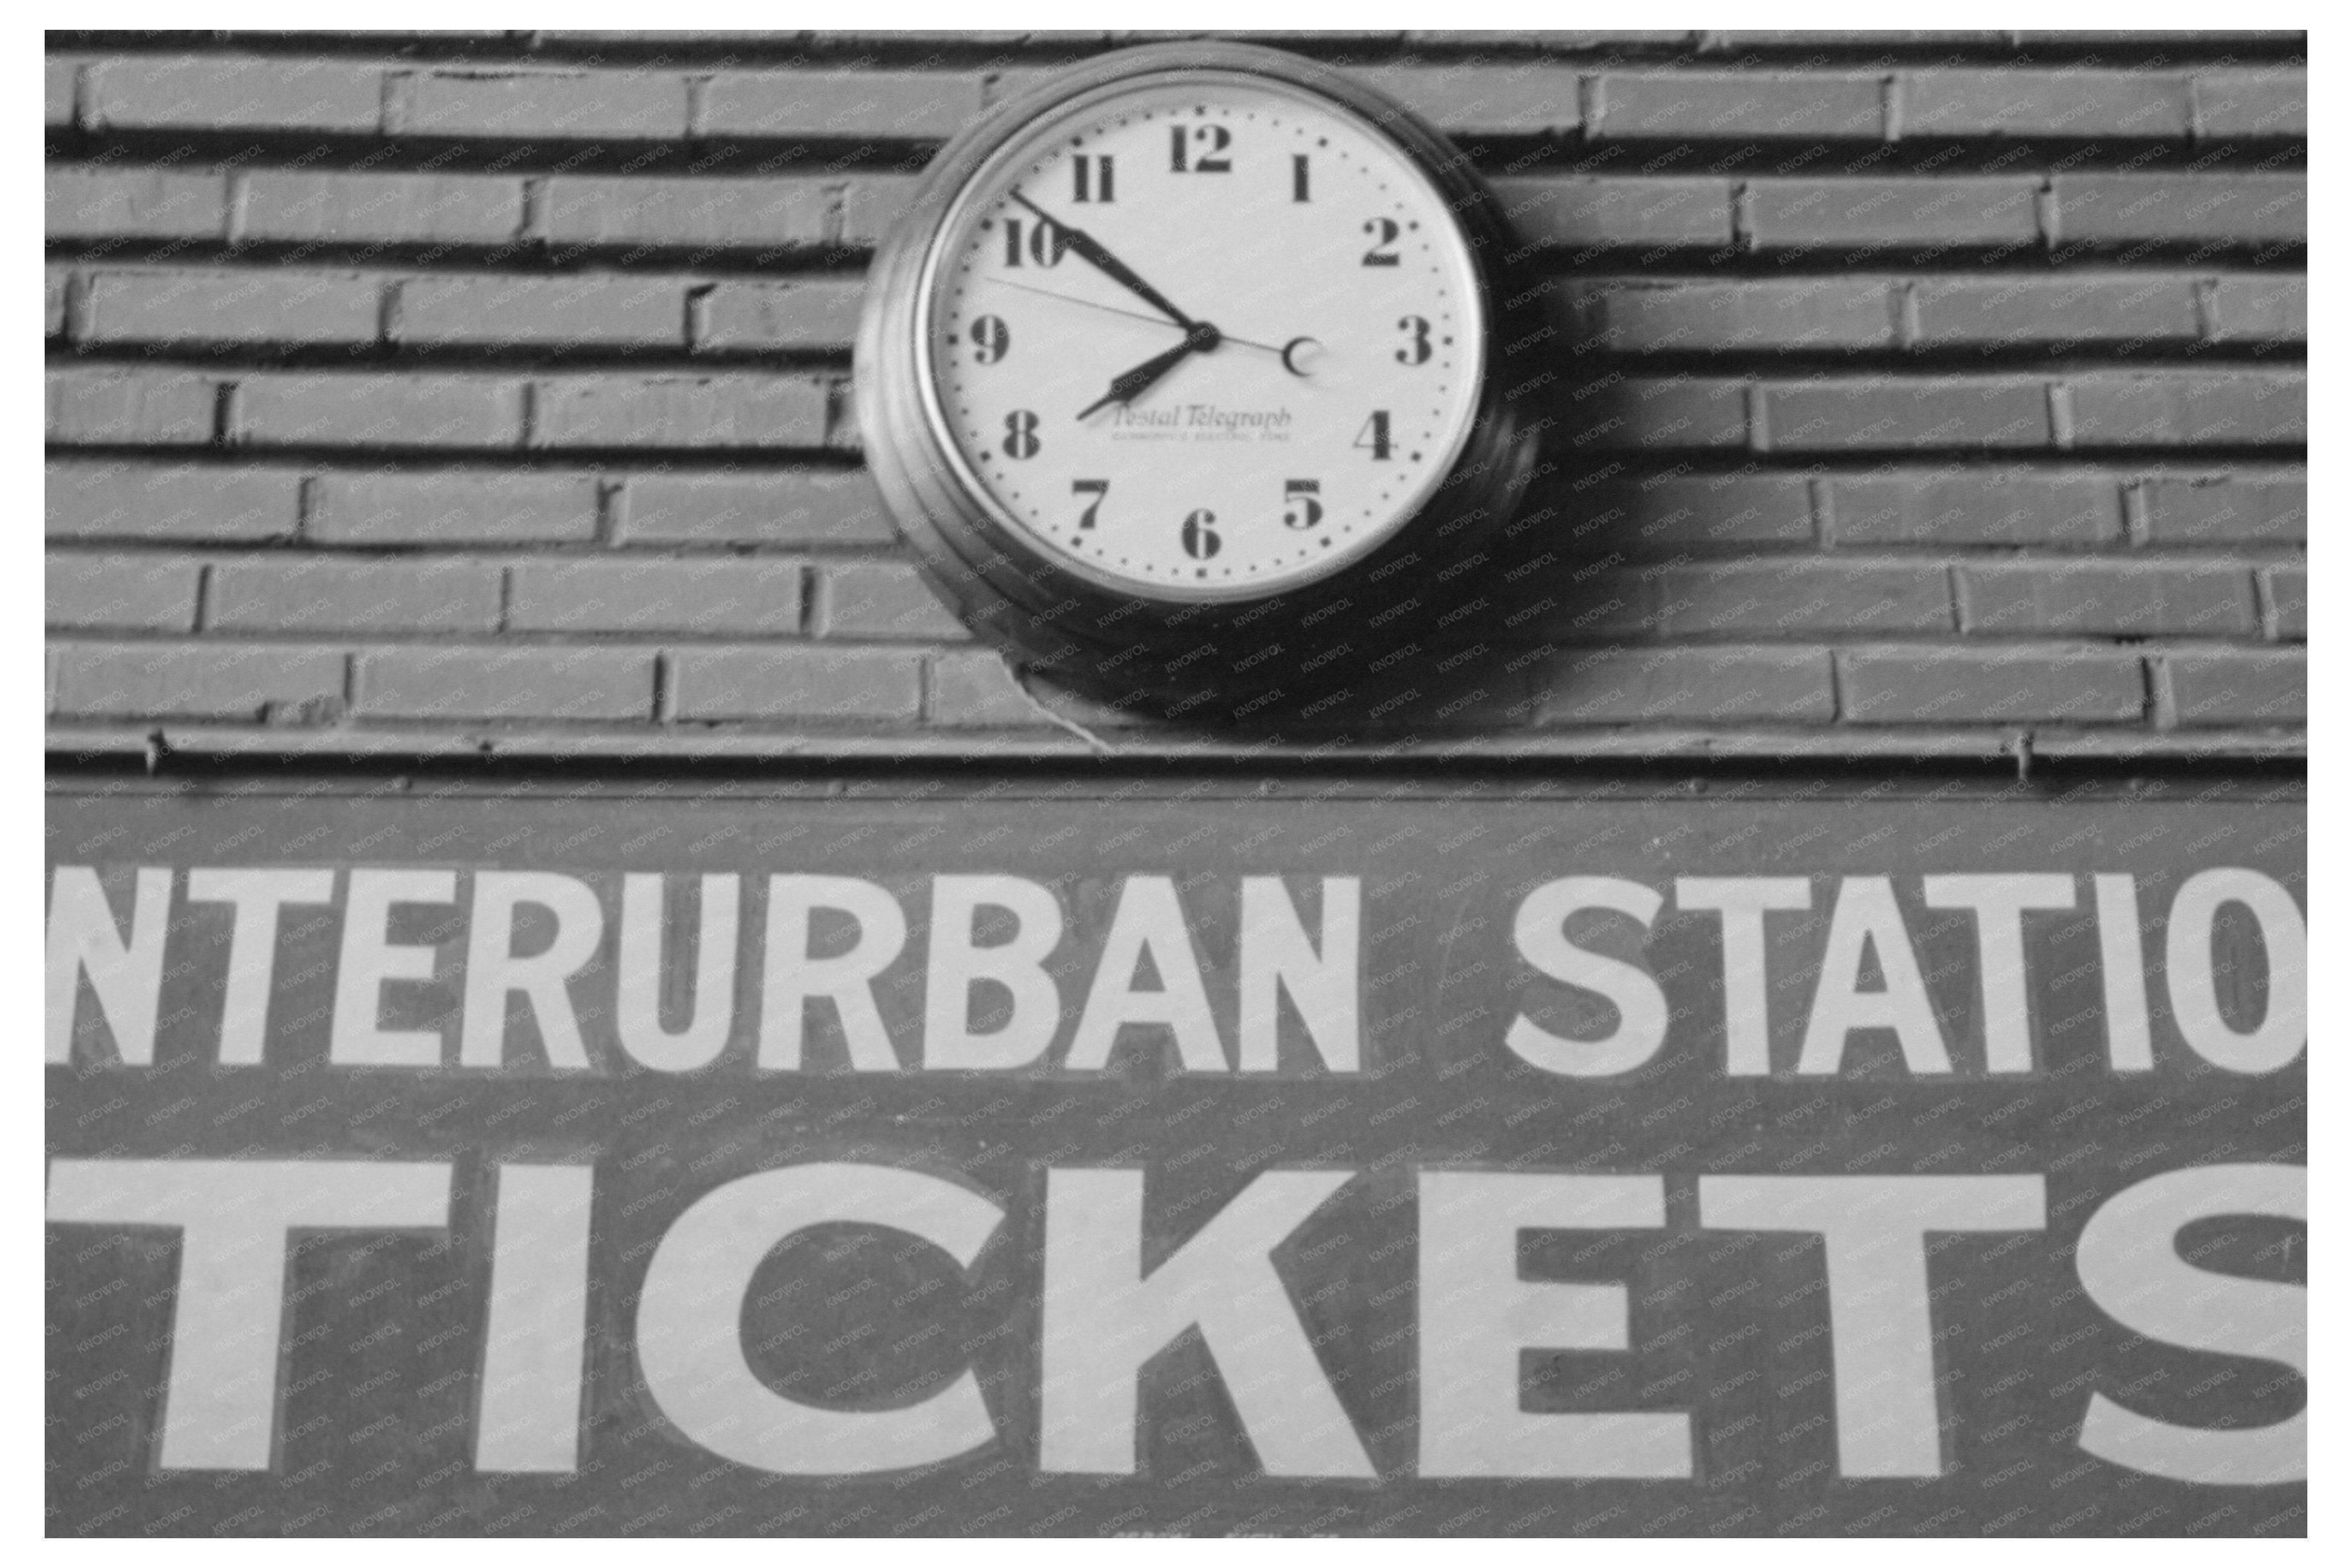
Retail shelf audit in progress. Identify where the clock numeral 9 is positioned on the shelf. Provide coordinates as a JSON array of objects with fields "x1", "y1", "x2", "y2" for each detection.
[
  {"x1": 1282, "y1": 479, "x2": 1323, "y2": 531},
  {"x1": 1171, "y1": 124, "x2": 1233, "y2": 174},
  {"x1": 1003, "y1": 410, "x2": 1041, "y2": 460},
  {"x1": 1180, "y1": 508, "x2": 1221, "y2": 560},
  {"x1": 968, "y1": 316, "x2": 1011, "y2": 365},
  {"x1": 1353, "y1": 411, "x2": 1393, "y2": 461},
  {"x1": 1396, "y1": 316, "x2": 1432, "y2": 365},
  {"x1": 1072, "y1": 479, "x2": 1109, "y2": 529},
  {"x1": 1362, "y1": 217, "x2": 1402, "y2": 266},
  {"x1": 1001, "y1": 217, "x2": 1066, "y2": 269}
]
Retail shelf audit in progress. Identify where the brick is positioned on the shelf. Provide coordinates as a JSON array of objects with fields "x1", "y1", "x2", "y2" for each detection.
[
  {"x1": 2194, "y1": 70, "x2": 2306, "y2": 138},
  {"x1": 394, "y1": 275, "x2": 684, "y2": 348},
  {"x1": 54, "y1": 641, "x2": 348, "y2": 721},
  {"x1": 927, "y1": 648, "x2": 1045, "y2": 727},
  {"x1": 1958, "y1": 563, "x2": 2255, "y2": 636},
  {"x1": 47, "y1": 167, "x2": 225, "y2": 240},
  {"x1": 2260, "y1": 567, "x2": 2304, "y2": 641},
  {"x1": 672, "y1": 647, "x2": 922, "y2": 721},
  {"x1": 2068, "y1": 373, "x2": 2304, "y2": 447},
  {"x1": 48, "y1": 370, "x2": 218, "y2": 444},
  {"x1": 699, "y1": 280, "x2": 866, "y2": 352},
  {"x1": 2138, "y1": 473, "x2": 2303, "y2": 545},
  {"x1": 700, "y1": 70, "x2": 982, "y2": 140},
  {"x1": 237, "y1": 374, "x2": 526, "y2": 449},
  {"x1": 620, "y1": 470, "x2": 898, "y2": 546},
  {"x1": 83, "y1": 269, "x2": 380, "y2": 346},
  {"x1": 533, "y1": 374, "x2": 830, "y2": 449},
  {"x1": 1595, "y1": 72, "x2": 1882, "y2": 139},
  {"x1": 208, "y1": 559, "x2": 503, "y2": 633},
  {"x1": 47, "y1": 57, "x2": 78, "y2": 126},
  {"x1": 47, "y1": 462, "x2": 299, "y2": 542},
  {"x1": 46, "y1": 265, "x2": 71, "y2": 337},
  {"x1": 1746, "y1": 179, "x2": 2040, "y2": 249},
  {"x1": 1832, "y1": 471, "x2": 2122, "y2": 547},
  {"x1": 240, "y1": 172, "x2": 525, "y2": 246},
  {"x1": 507, "y1": 560, "x2": 804, "y2": 636},
  {"x1": 1562, "y1": 473, "x2": 1815, "y2": 552},
  {"x1": 817, "y1": 561, "x2": 966, "y2": 641},
  {"x1": 843, "y1": 178, "x2": 918, "y2": 247},
  {"x1": 2054, "y1": 175, "x2": 2303, "y2": 246},
  {"x1": 308, "y1": 471, "x2": 600, "y2": 545},
  {"x1": 1492, "y1": 176, "x2": 1733, "y2": 250},
  {"x1": 404, "y1": 70, "x2": 686, "y2": 140},
  {"x1": 1768, "y1": 377, "x2": 2051, "y2": 451},
  {"x1": 1659, "y1": 562, "x2": 1952, "y2": 636},
  {"x1": 1839, "y1": 648, "x2": 2146, "y2": 723},
  {"x1": 45, "y1": 554, "x2": 202, "y2": 631},
  {"x1": 1538, "y1": 647, "x2": 1834, "y2": 723},
  {"x1": 1348, "y1": 64, "x2": 1580, "y2": 138},
  {"x1": 2162, "y1": 650, "x2": 2303, "y2": 726},
  {"x1": 1586, "y1": 376, "x2": 1749, "y2": 450},
  {"x1": 1899, "y1": 71, "x2": 2192, "y2": 138},
  {"x1": 544, "y1": 176, "x2": 832, "y2": 252},
  {"x1": 359, "y1": 646, "x2": 656, "y2": 722},
  {"x1": 2209, "y1": 277, "x2": 2305, "y2": 343},
  {"x1": 1579, "y1": 278, "x2": 1893, "y2": 352},
  {"x1": 1911, "y1": 275, "x2": 2199, "y2": 346},
  {"x1": 90, "y1": 56, "x2": 383, "y2": 133}
]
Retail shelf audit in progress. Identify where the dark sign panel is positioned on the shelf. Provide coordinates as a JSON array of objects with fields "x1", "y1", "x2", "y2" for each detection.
[{"x1": 45, "y1": 783, "x2": 2304, "y2": 1536}]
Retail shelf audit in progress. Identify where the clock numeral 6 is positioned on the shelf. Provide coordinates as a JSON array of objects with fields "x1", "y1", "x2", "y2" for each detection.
[
  {"x1": 1396, "y1": 316, "x2": 1432, "y2": 365},
  {"x1": 1171, "y1": 124, "x2": 1233, "y2": 174},
  {"x1": 1003, "y1": 410, "x2": 1041, "y2": 460},
  {"x1": 969, "y1": 316, "x2": 1011, "y2": 365},
  {"x1": 1180, "y1": 508, "x2": 1221, "y2": 560},
  {"x1": 1072, "y1": 478, "x2": 1109, "y2": 529},
  {"x1": 1361, "y1": 217, "x2": 1402, "y2": 266},
  {"x1": 1001, "y1": 217, "x2": 1066, "y2": 269},
  {"x1": 1282, "y1": 479, "x2": 1323, "y2": 530},
  {"x1": 1353, "y1": 411, "x2": 1393, "y2": 461}
]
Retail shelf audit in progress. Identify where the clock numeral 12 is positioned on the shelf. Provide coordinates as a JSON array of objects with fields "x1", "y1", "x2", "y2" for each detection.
[
  {"x1": 1180, "y1": 508, "x2": 1221, "y2": 559},
  {"x1": 1283, "y1": 479, "x2": 1323, "y2": 530},
  {"x1": 1353, "y1": 411, "x2": 1393, "y2": 461},
  {"x1": 1072, "y1": 479, "x2": 1109, "y2": 528},
  {"x1": 1171, "y1": 124, "x2": 1233, "y2": 173},
  {"x1": 1003, "y1": 410, "x2": 1041, "y2": 460},
  {"x1": 1072, "y1": 155, "x2": 1113, "y2": 203}
]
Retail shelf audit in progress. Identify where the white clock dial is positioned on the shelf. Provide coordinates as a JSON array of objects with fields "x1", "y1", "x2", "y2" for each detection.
[{"x1": 915, "y1": 73, "x2": 1488, "y2": 603}]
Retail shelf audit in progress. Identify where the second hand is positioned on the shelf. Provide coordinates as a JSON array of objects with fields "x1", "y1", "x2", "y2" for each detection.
[{"x1": 981, "y1": 275, "x2": 1288, "y2": 359}]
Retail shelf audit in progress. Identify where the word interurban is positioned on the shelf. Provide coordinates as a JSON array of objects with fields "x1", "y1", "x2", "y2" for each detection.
[{"x1": 46, "y1": 864, "x2": 2303, "y2": 1078}]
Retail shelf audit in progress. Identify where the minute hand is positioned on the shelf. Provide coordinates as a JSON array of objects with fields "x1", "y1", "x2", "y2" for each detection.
[{"x1": 1009, "y1": 189, "x2": 1198, "y2": 329}]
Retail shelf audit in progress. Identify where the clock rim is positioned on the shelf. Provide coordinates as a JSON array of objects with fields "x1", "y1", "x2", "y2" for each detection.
[{"x1": 910, "y1": 68, "x2": 1491, "y2": 606}]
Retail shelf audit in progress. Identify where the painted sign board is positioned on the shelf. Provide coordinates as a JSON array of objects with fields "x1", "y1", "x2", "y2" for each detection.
[{"x1": 45, "y1": 781, "x2": 2305, "y2": 1536}]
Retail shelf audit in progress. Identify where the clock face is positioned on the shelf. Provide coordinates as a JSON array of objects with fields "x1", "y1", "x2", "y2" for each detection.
[{"x1": 915, "y1": 71, "x2": 1488, "y2": 602}]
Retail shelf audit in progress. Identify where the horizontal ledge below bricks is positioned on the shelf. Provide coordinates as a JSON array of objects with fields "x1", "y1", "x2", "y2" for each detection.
[{"x1": 44, "y1": 722, "x2": 2303, "y2": 768}]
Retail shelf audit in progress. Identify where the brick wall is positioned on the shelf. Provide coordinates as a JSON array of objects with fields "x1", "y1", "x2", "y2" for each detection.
[{"x1": 45, "y1": 31, "x2": 2306, "y2": 762}]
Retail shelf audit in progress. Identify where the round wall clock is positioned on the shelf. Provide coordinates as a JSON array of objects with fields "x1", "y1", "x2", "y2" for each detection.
[{"x1": 855, "y1": 41, "x2": 1544, "y2": 715}]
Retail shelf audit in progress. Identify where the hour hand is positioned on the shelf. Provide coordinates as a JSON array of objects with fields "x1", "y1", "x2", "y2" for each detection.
[{"x1": 1077, "y1": 339, "x2": 1198, "y2": 421}]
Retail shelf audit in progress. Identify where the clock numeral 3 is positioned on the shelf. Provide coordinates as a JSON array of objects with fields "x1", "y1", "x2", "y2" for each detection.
[
  {"x1": 1361, "y1": 217, "x2": 1402, "y2": 266},
  {"x1": 969, "y1": 316, "x2": 1011, "y2": 365},
  {"x1": 1073, "y1": 155, "x2": 1114, "y2": 204},
  {"x1": 1353, "y1": 411, "x2": 1393, "y2": 461},
  {"x1": 1072, "y1": 479, "x2": 1109, "y2": 529},
  {"x1": 1180, "y1": 508, "x2": 1221, "y2": 560},
  {"x1": 1396, "y1": 315, "x2": 1432, "y2": 365},
  {"x1": 1171, "y1": 124, "x2": 1233, "y2": 174},
  {"x1": 1003, "y1": 411, "x2": 1041, "y2": 460},
  {"x1": 1002, "y1": 217, "x2": 1066, "y2": 269},
  {"x1": 1282, "y1": 479, "x2": 1323, "y2": 531}
]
